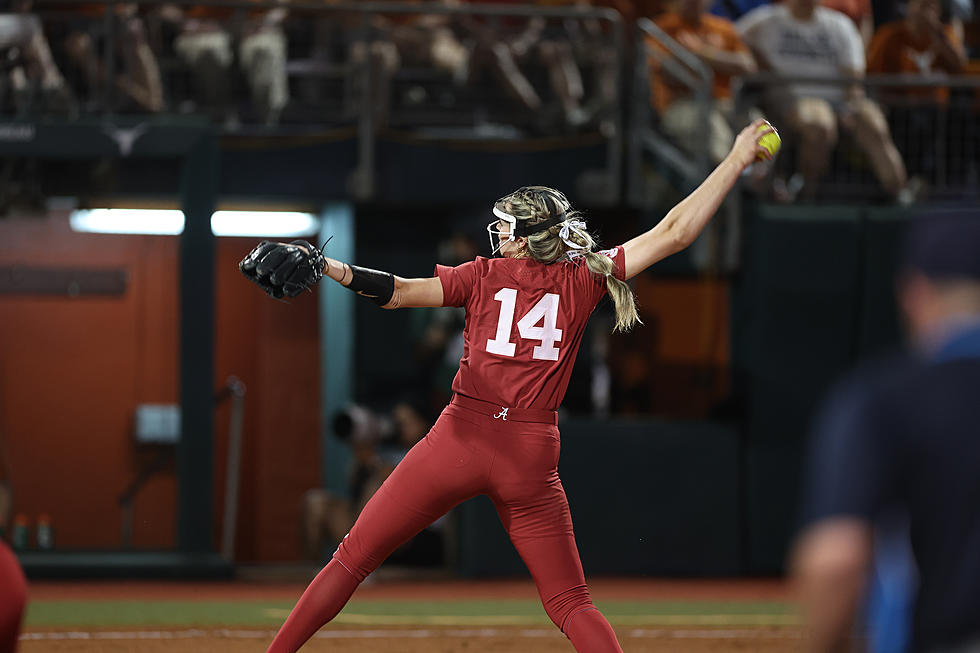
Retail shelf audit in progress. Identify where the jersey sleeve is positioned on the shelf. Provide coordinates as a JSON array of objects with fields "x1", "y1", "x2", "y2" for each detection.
[
  {"x1": 434, "y1": 259, "x2": 481, "y2": 307},
  {"x1": 602, "y1": 245, "x2": 627, "y2": 281}
]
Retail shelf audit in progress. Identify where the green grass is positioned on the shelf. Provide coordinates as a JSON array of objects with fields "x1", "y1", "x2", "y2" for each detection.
[{"x1": 26, "y1": 599, "x2": 798, "y2": 628}]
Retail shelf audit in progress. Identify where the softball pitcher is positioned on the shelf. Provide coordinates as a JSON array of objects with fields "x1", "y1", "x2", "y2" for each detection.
[{"x1": 241, "y1": 119, "x2": 775, "y2": 653}]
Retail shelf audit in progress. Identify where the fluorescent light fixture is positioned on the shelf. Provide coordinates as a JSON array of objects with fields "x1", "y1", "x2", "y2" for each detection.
[
  {"x1": 69, "y1": 209, "x2": 319, "y2": 237},
  {"x1": 211, "y1": 210, "x2": 319, "y2": 237},
  {"x1": 70, "y1": 208, "x2": 184, "y2": 235}
]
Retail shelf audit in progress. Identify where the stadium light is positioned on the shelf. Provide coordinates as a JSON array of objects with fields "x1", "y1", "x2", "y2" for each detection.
[
  {"x1": 210, "y1": 211, "x2": 319, "y2": 237},
  {"x1": 70, "y1": 208, "x2": 184, "y2": 235},
  {"x1": 69, "y1": 208, "x2": 320, "y2": 237}
]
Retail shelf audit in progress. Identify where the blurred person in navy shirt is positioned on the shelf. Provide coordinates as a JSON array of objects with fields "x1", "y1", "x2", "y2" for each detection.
[{"x1": 794, "y1": 211, "x2": 980, "y2": 653}]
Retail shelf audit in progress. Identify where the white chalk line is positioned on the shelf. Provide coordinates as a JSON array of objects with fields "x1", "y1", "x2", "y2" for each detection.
[
  {"x1": 329, "y1": 613, "x2": 799, "y2": 626},
  {"x1": 21, "y1": 627, "x2": 801, "y2": 642}
]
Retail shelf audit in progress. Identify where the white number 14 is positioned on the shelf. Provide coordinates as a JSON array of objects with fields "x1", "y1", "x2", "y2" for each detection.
[{"x1": 486, "y1": 288, "x2": 563, "y2": 361}]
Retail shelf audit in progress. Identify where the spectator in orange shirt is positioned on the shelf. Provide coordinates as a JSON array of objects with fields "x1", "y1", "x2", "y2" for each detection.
[
  {"x1": 867, "y1": 0, "x2": 967, "y2": 186},
  {"x1": 867, "y1": 0, "x2": 966, "y2": 103},
  {"x1": 652, "y1": 0, "x2": 757, "y2": 164}
]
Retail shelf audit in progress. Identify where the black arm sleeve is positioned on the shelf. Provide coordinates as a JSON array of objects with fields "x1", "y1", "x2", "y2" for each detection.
[{"x1": 346, "y1": 264, "x2": 395, "y2": 306}]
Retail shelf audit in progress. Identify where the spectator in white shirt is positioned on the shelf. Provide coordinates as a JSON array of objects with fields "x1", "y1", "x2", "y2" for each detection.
[{"x1": 737, "y1": 0, "x2": 909, "y2": 202}]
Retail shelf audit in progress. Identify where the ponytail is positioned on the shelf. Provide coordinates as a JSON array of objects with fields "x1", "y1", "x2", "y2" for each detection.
[{"x1": 581, "y1": 250, "x2": 641, "y2": 333}]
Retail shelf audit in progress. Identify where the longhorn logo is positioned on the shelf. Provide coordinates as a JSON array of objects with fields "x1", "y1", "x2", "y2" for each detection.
[{"x1": 103, "y1": 123, "x2": 148, "y2": 157}]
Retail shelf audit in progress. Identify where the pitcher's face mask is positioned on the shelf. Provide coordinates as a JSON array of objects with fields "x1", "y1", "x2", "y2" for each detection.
[
  {"x1": 486, "y1": 206, "x2": 565, "y2": 256},
  {"x1": 487, "y1": 207, "x2": 517, "y2": 256}
]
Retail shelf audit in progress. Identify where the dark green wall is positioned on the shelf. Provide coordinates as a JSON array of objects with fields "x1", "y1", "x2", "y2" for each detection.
[
  {"x1": 733, "y1": 203, "x2": 912, "y2": 572},
  {"x1": 456, "y1": 419, "x2": 741, "y2": 577}
]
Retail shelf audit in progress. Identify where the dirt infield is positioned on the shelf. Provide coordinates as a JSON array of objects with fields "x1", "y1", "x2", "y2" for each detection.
[{"x1": 22, "y1": 625, "x2": 803, "y2": 653}]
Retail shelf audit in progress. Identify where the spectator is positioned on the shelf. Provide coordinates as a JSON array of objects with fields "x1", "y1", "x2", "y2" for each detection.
[
  {"x1": 868, "y1": 0, "x2": 966, "y2": 188},
  {"x1": 540, "y1": 0, "x2": 623, "y2": 132},
  {"x1": 162, "y1": 0, "x2": 289, "y2": 126},
  {"x1": 377, "y1": 0, "x2": 469, "y2": 124},
  {"x1": 652, "y1": 0, "x2": 757, "y2": 165},
  {"x1": 0, "y1": 0, "x2": 73, "y2": 114},
  {"x1": 737, "y1": 0, "x2": 909, "y2": 202},
  {"x1": 58, "y1": 3, "x2": 164, "y2": 112},
  {"x1": 461, "y1": 0, "x2": 593, "y2": 130},
  {"x1": 308, "y1": 0, "x2": 399, "y2": 127},
  {"x1": 794, "y1": 211, "x2": 980, "y2": 653},
  {"x1": 384, "y1": 0, "x2": 468, "y2": 83},
  {"x1": 868, "y1": 0, "x2": 966, "y2": 102}
]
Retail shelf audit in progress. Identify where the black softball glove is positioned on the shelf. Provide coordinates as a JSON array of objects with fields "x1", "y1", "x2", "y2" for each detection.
[{"x1": 239, "y1": 240, "x2": 326, "y2": 299}]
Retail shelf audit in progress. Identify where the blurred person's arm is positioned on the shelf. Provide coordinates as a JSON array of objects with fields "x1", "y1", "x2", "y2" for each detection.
[
  {"x1": 865, "y1": 25, "x2": 892, "y2": 74},
  {"x1": 621, "y1": 119, "x2": 773, "y2": 279},
  {"x1": 793, "y1": 519, "x2": 873, "y2": 653},
  {"x1": 928, "y1": 18, "x2": 967, "y2": 74},
  {"x1": 676, "y1": 26, "x2": 757, "y2": 77},
  {"x1": 510, "y1": 16, "x2": 546, "y2": 58},
  {"x1": 794, "y1": 371, "x2": 901, "y2": 653}
]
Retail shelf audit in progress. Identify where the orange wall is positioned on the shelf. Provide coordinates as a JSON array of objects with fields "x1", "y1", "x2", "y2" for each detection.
[
  {"x1": 608, "y1": 275, "x2": 731, "y2": 417},
  {"x1": 0, "y1": 214, "x2": 321, "y2": 561}
]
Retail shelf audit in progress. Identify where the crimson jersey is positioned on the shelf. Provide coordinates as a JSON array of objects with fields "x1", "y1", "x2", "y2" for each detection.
[{"x1": 435, "y1": 246, "x2": 626, "y2": 411}]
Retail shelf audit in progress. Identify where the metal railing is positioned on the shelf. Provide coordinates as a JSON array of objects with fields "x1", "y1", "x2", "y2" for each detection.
[
  {"x1": 630, "y1": 41, "x2": 980, "y2": 204},
  {"x1": 16, "y1": 0, "x2": 625, "y2": 201},
  {"x1": 630, "y1": 16, "x2": 714, "y2": 206},
  {"x1": 731, "y1": 73, "x2": 980, "y2": 201}
]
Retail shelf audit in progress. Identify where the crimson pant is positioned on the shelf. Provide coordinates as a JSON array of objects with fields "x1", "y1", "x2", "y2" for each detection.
[
  {"x1": 0, "y1": 540, "x2": 27, "y2": 653},
  {"x1": 268, "y1": 396, "x2": 622, "y2": 652}
]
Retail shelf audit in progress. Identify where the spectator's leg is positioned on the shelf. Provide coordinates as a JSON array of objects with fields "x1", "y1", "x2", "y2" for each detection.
[
  {"x1": 63, "y1": 30, "x2": 101, "y2": 105},
  {"x1": 659, "y1": 99, "x2": 732, "y2": 165},
  {"x1": 843, "y1": 97, "x2": 908, "y2": 199},
  {"x1": 174, "y1": 28, "x2": 232, "y2": 123},
  {"x1": 348, "y1": 38, "x2": 398, "y2": 129},
  {"x1": 239, "y1": 27, "x2": 288, "y2": 125},
  {"x1": 12, "y1": 15, "x2": 61, "y2": 90},
  {"x1": 586, "y1": 43, "x2": 617, "y2": 132},
  {"x1": 429, "y1": 26, "x2": 468, "y2": 84},
  {"x1": 487, "y1": 41, "x2": 541, "y2": 112},
  {"x1": 786, "y1": 97, "x2": 838, "y2": 200},
  {"x1": 538, "y1": 39, "x2": 585, "y2": 126},
  {"x1": 117, "y1": 16, "x2": 164, "y2": 112}
]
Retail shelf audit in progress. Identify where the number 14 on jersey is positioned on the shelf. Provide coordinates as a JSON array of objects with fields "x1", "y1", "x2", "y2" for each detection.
[{"x1": 486, "y1": 288, "x2": 563, "y2": 361}]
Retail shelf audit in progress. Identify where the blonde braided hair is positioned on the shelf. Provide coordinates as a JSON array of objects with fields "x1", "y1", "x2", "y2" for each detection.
[{"x1": 494, "y1": 186, "x2": 641, "y2": 333}]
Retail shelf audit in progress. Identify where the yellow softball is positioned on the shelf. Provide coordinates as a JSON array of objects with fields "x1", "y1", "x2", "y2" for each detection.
[{"x1": 756, "y1": 122, "x2": 781, "y2": 159}]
